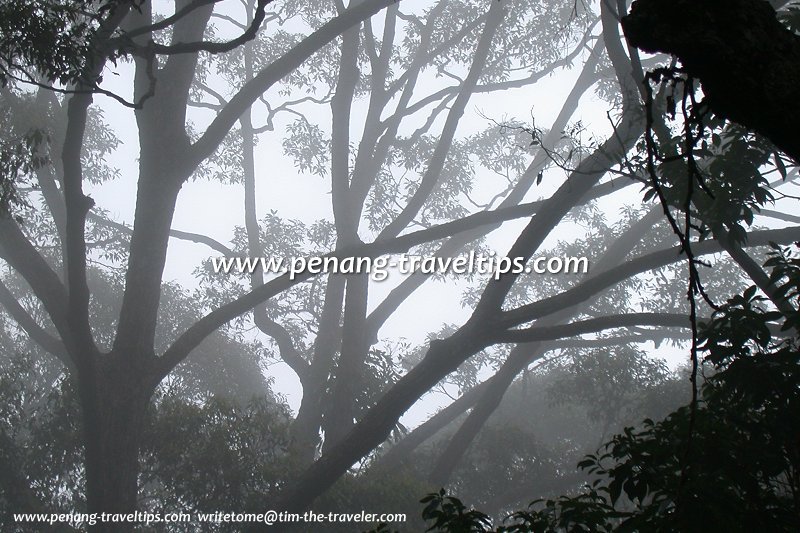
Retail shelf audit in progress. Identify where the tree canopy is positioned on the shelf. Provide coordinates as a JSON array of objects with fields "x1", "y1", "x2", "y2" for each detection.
[{"x1": 0, "y1": 0, "x2": 799, "y2": 531}]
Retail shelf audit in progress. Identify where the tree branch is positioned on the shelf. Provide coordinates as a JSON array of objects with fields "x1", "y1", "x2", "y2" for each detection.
[
  {"x1": 472, "y1": 3, "x2": 642, "y2": 315},
  {"x1": 502, "y1": 226, "x2": 800, "y2": 328},
  {"x1": 123, "y1": 0, "x2": 274, "y2": 56},
  {"x1": 153, "y1": 198, "x2": 558, "y2": 383},
  {"x1": 494, "y1": 313, "x2": 688, "y2": 344},
  {"x1": 87, "y1": 212, "x2": 233, "y2": 255},
  {"x1": 429, "y1": 207, "x2": 664, "y2": 485},
  {"x1": 378, "y1": 0, "x2": 506, "y2": 239},
  {"x1": 0, "y1": 218, "x2": 72, "y2": 358},
  {"x1": 189, "y1": 0, "x2": 401, "y2": 170},
  {"x1": 0, "y1": 279, "x2": 70, "y2": 368},
  {"x1": 364, "y1": 38, "x2": 606, "y2": 339}
]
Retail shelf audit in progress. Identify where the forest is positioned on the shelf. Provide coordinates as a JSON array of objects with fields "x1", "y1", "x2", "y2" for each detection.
[{"x1": 0, "y1": 0, "x2": 799, "y2": 531}]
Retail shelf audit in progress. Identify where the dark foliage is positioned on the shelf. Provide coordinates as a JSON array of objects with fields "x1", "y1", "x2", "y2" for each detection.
[
  {"x1": 0, "y1": 0, "x2": 140, "y2": 87},
  {"x1": 412, "y1": 244, "x2": 800, "y2": 532}
]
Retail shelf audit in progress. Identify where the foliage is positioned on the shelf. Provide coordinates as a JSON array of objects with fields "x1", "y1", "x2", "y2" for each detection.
[
  {"x1": 0, "y1": 0, "x2": 138, "y2": 87},
  {"x1": 545, "y1": 345, "x2": 671, "y2": 428},
  {"x1": 2, "y1": 0, "x2": 800, "y2": 525},
  {"x1": 0, "y1": 350, "x2": 292, "y2": 527},
  {"x1": 0, "y1": 129, "x2": 43, "y2": 217},
  {"x1": 0, "y1": 88, "x2": 49, "y2": 217},
  {"x1": 141, "y1": 394, "x2": 294, "y2": 521},
  {"x1": 421, "y1": 489, "x2": 493, "y2": 533},
  {"x1": 388, "y1": 343, "x2": 685, "y2": 522},
  {"x1": 412, "y1": 244, "x2": 800, "y2": 532},
  {"x1": 0, "y1": 347, "x2": 433, "y2": 532}
]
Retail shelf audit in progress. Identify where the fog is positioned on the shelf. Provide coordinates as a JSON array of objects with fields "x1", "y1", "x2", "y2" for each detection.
[{"x1": 1, "y1": 0, "x2": 799, "y2": 531}]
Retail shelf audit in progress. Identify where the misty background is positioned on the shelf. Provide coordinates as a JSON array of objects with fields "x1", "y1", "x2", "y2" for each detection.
[{"x1": 1, "y1": 0, "x2": 799, "y2": 531}]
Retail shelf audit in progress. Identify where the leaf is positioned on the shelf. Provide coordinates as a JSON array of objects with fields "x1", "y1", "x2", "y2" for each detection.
[{"x1": 774, "y1": 152, "x2": 787, "y2": 179}]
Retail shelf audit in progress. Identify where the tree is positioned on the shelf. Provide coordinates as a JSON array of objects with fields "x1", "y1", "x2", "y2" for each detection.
[
  {"x1": 1, "y1": 0, "x2": 799, "y2": 530},
  {"x1": 395, "y1": 1, "x2": 800, "y2": 530},
  {"x1": 397, "y1": 346, "x2": 686, "y2": 518},
  {"x1": 409, "y1": 244, "x2": 800, "y2": 532}
]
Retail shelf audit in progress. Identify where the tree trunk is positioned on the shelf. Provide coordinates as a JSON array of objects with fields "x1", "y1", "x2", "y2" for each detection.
[
  {"x1": 323, "y1": 273, "x2": 369, "y2": 450},
  {"x1": 622, "y1": 0, "x2": 800, "y2": 162},
  {"x1": 291, "y1": 274, "x2": 347, "y2": 463},
  {"x1": 79, "y1": 356, "x2": 152, "y2": 531}
]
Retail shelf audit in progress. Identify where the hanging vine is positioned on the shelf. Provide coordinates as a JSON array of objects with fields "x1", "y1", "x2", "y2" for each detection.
[{"x1": 641, "y1": 66, "x2": 721, "y2": 502}]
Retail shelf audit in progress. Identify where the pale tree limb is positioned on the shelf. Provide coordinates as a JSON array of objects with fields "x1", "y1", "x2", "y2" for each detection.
[
  {"x1": 378, "y1": 0, "x2": 506, "y2": 240},
  {"x1": 189, "y1": 0, "x2": 402, "y2": 169},
  {"x1": 428, "y1": 206, "x2": 664, "y2": 485},
  {"x1": 0, "y1": 279, "x2": 69, "y2": 368}
]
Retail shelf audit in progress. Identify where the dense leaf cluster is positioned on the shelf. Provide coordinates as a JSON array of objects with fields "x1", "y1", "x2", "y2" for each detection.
[{"x1": 0, "y1": 0, "x2": 139, "y2": 87}]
